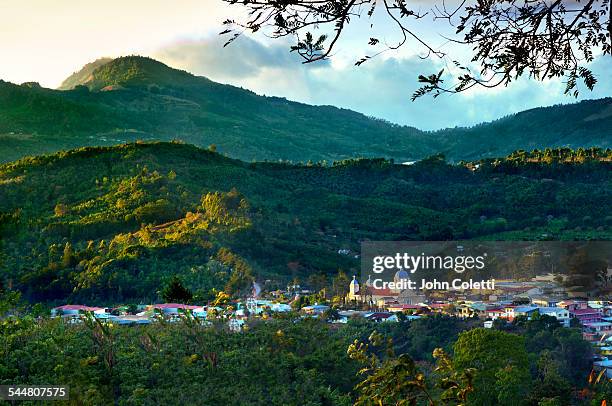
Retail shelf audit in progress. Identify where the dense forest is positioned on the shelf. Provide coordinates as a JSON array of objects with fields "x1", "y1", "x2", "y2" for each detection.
[
  {"x1": 0, "y1": 142, "x2": 610, "y2": 304},
  {"x1": 0, "y1": 56, "x2": 610, "y2": 163}
]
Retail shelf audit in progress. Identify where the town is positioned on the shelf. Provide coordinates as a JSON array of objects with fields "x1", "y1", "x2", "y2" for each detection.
[{"x1": 49, "y1": 270, "x2": 612, "y2": 381}]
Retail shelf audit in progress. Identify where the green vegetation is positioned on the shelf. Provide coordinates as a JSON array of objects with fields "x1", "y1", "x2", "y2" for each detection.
[
  {"x1": 0, "y1": 312, "x2": 603, "y2": 405},
  {"x1": 0, "y1": 56, "x2": 610, "y2": 163},
  {"x1": 0, "y1": 142, "x2": 610, "y2": 304}
]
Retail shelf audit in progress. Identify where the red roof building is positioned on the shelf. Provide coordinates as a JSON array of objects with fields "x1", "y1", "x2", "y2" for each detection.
[{"x1": 570, "y1": 308, "x2": 602, "y2": 324}]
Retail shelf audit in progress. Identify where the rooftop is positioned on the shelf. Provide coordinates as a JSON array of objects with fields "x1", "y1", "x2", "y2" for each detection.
[{"x1": 53, "y1": 304, "x2": 103, "y2": 311}]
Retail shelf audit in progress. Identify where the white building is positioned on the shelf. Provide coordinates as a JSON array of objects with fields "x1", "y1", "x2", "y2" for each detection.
[{"x1": 538, "y1": 307, "x2": 570, "y2": 327}]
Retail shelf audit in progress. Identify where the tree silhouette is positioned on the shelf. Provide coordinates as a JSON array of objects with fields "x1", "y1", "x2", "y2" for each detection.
[
  {"x1": 162, "y1": 276, "x2": 193, "y2": 303},
  {"x1": 221, "y1": 0, "x2": 610, "y2": 99}
]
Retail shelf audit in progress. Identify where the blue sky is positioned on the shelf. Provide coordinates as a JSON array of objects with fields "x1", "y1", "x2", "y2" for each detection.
[{"x1": 1, "y1": 0, "x2": 610, "y2": 130}]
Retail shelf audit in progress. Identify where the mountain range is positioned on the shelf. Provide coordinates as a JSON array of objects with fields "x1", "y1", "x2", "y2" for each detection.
[{"x1": 0, "y1": 55, "x2": 610, "y2": 164}]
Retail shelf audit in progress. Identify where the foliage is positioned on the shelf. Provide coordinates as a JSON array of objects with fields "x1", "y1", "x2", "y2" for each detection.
[
  {"x1": 0, "y1": 305, "x2": 598, "y2": 405},
  {"x1": 161, "y1": 276, "x2": 193, "y2": 304},
  {"x1": 453, "y1": 328, "x2": 531, "y2": 405},
  {"x1": 0, "y1": 142, "x2": 609, "y2": 303},
  {"x1": 347, "y1": 330, "x2": 474, "y2": 405},
  {"x1": 221, "y1": 0, "x2": 610, "y2": 98}
]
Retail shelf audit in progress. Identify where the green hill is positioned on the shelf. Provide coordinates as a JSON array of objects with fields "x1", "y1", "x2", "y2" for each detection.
[
  {"x1": 58, "y1": 57, "x2": 113, "y2": 91},
  {"x1": 0, "y1": 56, "x2": 609, "y2": 163},
  {"x1": 435, "y1": 98, "x2": 612, "y2": 159},
  {"x1": 66, "y1": 56, "x2": 197, "y2": 91},
  {"x1": 0, "y1": 142, "x2": 609, "y2": 303}
]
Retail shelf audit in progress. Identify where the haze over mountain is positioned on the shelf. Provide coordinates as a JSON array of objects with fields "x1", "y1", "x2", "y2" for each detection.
[
  {"x1": 57, "y1": 58, "x2": 113, "y2": 91},
  {"x1": 0, "y1": 56, "x2": 609, "y2": 164}
]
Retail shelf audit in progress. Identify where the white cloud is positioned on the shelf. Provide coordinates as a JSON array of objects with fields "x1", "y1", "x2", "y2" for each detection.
[{"x1": 153, "y1": 35, "x2": 612, "y2": 130}]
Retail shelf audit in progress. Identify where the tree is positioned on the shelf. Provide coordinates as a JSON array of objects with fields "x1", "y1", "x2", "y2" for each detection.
[
  {"x1": 62, "y1": 242, "x2": 75, "y2": 268},
  {"x1": 332, "y1": 270, "x2": 350, "y2": 304},
  {"x1": 322, "y1": 307, "x2": 340, "y2": 321},
  {"x1": 161, "y1": 276, "x2": 193, "y2": 303},
  {"x1": 529, "y1": 350, "x2": 572, "y2": 405},
  {"x1": 221, "y1": 0, "x2": 610, "y2": 99},
  {"x1": 54, "y1": 203, "x2": 68, "y2": 217},
  {"x1": 307, "y1": 273, "x2": 328, "y2": 295},
  {"x1": 0, "y1": 280, "x2": 21, "y2": 316},
  {"x1": 201, "y1": 189, "x2": 251, "y2": 232},
  {"x1": 453, "y1": 328, "x2": 531, "y2": 405},
  {"x1": 217, "y1": 248, "x2": 255, "y2": 297},
  {"x1": 347, "y1": 331, "x2": 475, "y2": 405}
]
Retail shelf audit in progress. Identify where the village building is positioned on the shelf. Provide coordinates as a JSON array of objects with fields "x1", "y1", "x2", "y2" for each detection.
[
  {"x1": 302, "y1": 304, "x2": 330, "y2": 315},
  {"x1": 51, "y1": 305, "x2": 107, "y2": 318},
  {"x1": 151, "y1": 303, "x2": 203, "y2": 315},
  {"x1": 538, "y1": 307, "x2": 571, "y2": 327},
  {"x1": 347, "y1": 273, "x2": 425, "y2": 308},
  {"x1": 506, "y1": 305, "x2": 539, "y2": 321},
  {"x1": 531, "y1": 296, "x2": 561, "y2": 307},
  {"x1": 570, "y1": 308, "x2": 603, "y2": 325},
  {"x1": 594, "y1": 359, "x2": 612, "y2": 379}
]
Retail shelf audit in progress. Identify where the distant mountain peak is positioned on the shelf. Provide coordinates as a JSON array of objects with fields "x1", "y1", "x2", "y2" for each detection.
[
  {"x1": 58, "y1": 57, "x2": 113, "y2": 90},
  {"x1": 59, "y1": 55, "x2": 197, "y2": 91}
]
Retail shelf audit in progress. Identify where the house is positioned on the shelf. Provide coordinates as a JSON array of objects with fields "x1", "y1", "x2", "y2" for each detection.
[
  {"x1": 570, "y1": 307, "x2": 602, "y2": 325},
  {"x1": 532, "y1": 274, "x2": 562, "y2": 283},
  {"x1": 584, "y1": 322, "x2": 612, "y2": 334},
  {"x1": 461, "y1": 303, "x2": 506, "y2": 319},
  {"x1": 538, "y1": 307, "x2": 570, "y2": 327},
  {"x1": 459, "y1": 302, "x2": 487, "y2": 318},
  {"x1": 151, "y1": 303, "x2": 201, "y2": 315},
  {"x1": 531, "y1": 296, "x2": 561, "y2": 308},
  {"x1": 302, "y1": 304, "x2": 330, "y2": 315},
  {"x1": 512, "y1": 306, "x2": 540, "y2": 320},
  {"x1": 241, "y1": 299, "x2": 293, "y2": 316},
  {"x1": 192, "y1": 307, "x2": 208, "y2": 318},
  {"x1": 593, "y1": 358, "x2": 612, "y2": 379},
  {"x1": 114, "y1": 315, "x2": 153, "y2": 325},
  {"x1": 51, "y1": 305, "x2": 106, "y2": 318},
  {"x1": 386, "y1": 303, "x2": 422, "y2": 313},
  {"x1": 558, "y1": 300, "x2": 588, "y2": 312},
  {"x1": 523, "y1": 287, "x2": 544, "y2": 298},
  {"x1": 396, "y1": 288, "x2": 426, "y2": 306},
  {"x1": 365, "y1": 312, "x2": 396, "y2": 323},
  {"x1": 427, "y1": 303, "x2": 451, "y2": 313},
  {"x1": 485, "y1": 306, "x2": 506, "y2": 320},
  {"x1": 228, "y1": 319, "x2": 246, "y2": 332}
]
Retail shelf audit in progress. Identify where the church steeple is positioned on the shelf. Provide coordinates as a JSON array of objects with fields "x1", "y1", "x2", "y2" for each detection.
[{"x1": 349, "y1": 275, "x2": 359, "y2": 297}]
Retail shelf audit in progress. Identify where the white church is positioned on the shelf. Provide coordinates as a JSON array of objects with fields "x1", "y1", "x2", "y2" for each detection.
[{"x1": 347, "y1": 269, "x2": 426, "y2": 307}]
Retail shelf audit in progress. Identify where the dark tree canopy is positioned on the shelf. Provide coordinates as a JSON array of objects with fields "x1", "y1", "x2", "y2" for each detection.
[
  {"x1": 220, "y1": 0, "x2": 611, "y2": 99},
  {"x1": 162, "y1": 276, "x2": 194, "y2": 303}
]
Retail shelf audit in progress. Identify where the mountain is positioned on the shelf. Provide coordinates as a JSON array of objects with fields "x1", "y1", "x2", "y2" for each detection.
[
  {"x1": 435, "y1": 98, "x2": 612, "y2": 159},
  {"x1": 0, "y1": 142, "x2": 610, "y2": 302},
  {"x1": 58, "y1": 57, "x2": 113, "y2": 90},
  {"x1": 62, "y1": 56, "x2": 197, "y2": 91},
  {"x1": 0, "y1": 56, "x2": 610, "y2": 164}
]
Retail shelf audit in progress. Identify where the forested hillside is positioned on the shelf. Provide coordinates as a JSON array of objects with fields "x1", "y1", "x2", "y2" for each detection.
[
  {"x1": 0, "y1": 142, "x2": 610, "y2": 304},
  {"x1": 0, "y1": 56, "x2": 609, "y2": 163}
]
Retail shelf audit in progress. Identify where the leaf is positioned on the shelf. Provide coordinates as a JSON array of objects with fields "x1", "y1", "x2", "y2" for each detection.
[{"x1": 355, "y1": 56, "x2": 371, "y2": 66}]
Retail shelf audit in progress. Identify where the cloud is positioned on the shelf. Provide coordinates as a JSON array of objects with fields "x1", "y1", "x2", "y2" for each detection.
[{"x1": 152, "y1": 35, "x2": 612, "y2": 130}]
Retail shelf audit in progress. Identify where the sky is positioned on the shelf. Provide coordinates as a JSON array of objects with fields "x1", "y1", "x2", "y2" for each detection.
[{"x1": 1, "y1": 0, "x2": 610, "y2": 130}]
